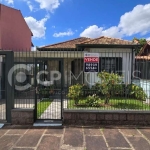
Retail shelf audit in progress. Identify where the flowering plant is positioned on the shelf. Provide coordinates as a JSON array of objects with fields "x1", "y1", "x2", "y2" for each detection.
[{"x1": 86, "y1": 94, "x2": 101, "y2": 107}]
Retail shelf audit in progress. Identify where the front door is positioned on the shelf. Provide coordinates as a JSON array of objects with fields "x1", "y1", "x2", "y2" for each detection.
[{"x1": 35, "y1": 58, "x2": 63, "y2": 122}]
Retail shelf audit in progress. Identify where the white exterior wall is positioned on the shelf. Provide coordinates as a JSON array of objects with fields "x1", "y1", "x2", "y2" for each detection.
[{"x1": 84, "y1": 48, "x2": 133, "y2": 88}]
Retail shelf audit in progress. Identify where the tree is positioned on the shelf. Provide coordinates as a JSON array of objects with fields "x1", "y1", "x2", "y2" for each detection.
[{"x1": 132, "y1": 38, "x2": 147, "y2": 55}]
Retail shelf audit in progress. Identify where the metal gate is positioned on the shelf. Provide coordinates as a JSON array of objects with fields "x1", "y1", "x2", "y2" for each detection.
[
  {"x1": 0, "y1": 51, "x2": 14, "y2": 123},
  {"x1": 35, "y1": 58, "x2": 64, "y2": 122}
]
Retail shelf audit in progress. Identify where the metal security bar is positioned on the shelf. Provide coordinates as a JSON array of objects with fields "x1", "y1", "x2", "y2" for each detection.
[
  {"x1": 0, "y1": 55, "x2": 6, "y2": 120},
  {"x1": 0, "y1": 48, "x2": 149, "y2": 123},
  {"x1": 12, "y1": 48, "x2": 150, "y2": 112}
]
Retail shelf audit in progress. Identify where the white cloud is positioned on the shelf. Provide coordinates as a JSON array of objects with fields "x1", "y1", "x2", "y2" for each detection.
[
  {"x1": 80, "y1": 25, "x2": 122, "y2": 38},
  {"x1": 34, "y1": 0, "x2": 64, "y2": 12},
  {"x1": 101, "y1": 26, "x2": 122, "y2": 38},
  {"x1": 5, "y1": 0, "x2": 13, "y2": 5},
  {"x1": 24, "y1": 16, "x2": 49, "y2": 38},
  {"x1": 80, "y1": 25, "x2": 103, "y2": 38},
  {"x1": 80, "y1": 3, "x2": 150, "y2": 38},
  {"x1": 119, "y1": 4, "x2": 150, "y2": 36},
  {"x1": 26, "y1": 0, "x2": 34, "y2": 11},
  {"x1": 147, "y1": 37, "x2": 150, "y2": 40},
  {"x1": 53, "y1": 29, "x2": 74, "y2": 37}
]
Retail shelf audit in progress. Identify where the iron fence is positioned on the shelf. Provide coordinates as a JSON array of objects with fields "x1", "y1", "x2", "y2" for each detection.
[
  {"x1": 0, "y1": 55, "x2": 6, "y2": 120},
  {"x1": 0, "y1": 48, "x2": 150, "y2": 121}
]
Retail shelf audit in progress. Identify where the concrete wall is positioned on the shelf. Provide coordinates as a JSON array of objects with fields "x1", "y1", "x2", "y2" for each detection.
[
  {"x1": 11, "y1": 109, "x2": 34, "y2": 125},
  {"x1": 63, "y1": 110, "x2": 150, "y2": 125}
]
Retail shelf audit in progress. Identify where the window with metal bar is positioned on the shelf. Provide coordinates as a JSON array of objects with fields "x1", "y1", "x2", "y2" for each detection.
[{"x1": 99, "y1": 57, "x2": 122, "y2": 75}]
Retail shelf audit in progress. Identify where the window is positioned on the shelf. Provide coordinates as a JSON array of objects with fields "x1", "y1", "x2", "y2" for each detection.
[{"x1": 99, "y1": 57, "x2": 122, "y2": 75}]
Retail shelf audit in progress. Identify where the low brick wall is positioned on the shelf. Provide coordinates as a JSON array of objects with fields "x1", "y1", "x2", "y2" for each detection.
[
  {"x1": 63, "y1": 109, "x2": 150, "y2": 125},
  {"x1": 11, "y1": 109, "x2": 34, "y2": 125}
]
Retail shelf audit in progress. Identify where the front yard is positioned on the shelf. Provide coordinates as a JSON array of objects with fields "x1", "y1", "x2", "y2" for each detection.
[
  {"x1": 68, "y1": 97, "x2": 150, "y2": 110},
  {"x1": 67, "y1": 72, "x2": 150, "y2": 110}
]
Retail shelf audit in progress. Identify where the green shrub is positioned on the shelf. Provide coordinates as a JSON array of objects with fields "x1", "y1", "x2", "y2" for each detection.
[
  {"x1": 113, "y1": 84, "x2": 126, "y2": 96},
  {"x1": 67, "y1": 84, "x2": 83, "y2": 105},
  {"x1": 82, "y1": 84, "x2": 90, "y2": 90},
  {"x1": 86, "y1": 94, "x2": 101, "y2": 107},
  {"x1": 90, "y1": 83, "x2": 102, "y2": 95},
  {"x1": 97, "y1": 71, "x2": 122, "y2": 104},
  {"x1": 126, "y1": 84, "x2": 147, "y2": 101}
]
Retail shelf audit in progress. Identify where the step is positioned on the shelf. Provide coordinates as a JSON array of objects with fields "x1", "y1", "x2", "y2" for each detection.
[{"x1": 33, "y1": 120, "x2": 63, "y2": 127}]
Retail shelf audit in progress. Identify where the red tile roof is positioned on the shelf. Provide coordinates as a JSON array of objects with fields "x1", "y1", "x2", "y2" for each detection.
[
  {"x1": 40, "y1": 36, "x2": 137, "y2": 49},
  {"x1": 40, "y1": 37, "x2": 91, "y2": 48},
  {"x1": 80, "y1": 36, "x2": 135, "y2": 45},
  {"x1": 136, "y1": 56, "x2": 150, "y2": 60}
]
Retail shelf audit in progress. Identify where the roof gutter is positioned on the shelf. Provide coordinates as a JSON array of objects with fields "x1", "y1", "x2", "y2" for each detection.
[{"x1": 76, "y1": 44, "x2": 140, "y2": 49}]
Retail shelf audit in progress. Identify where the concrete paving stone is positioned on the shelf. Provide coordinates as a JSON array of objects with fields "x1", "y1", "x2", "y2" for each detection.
[
  {"x1": 109, "y1": 148, "x2": 132, "y2": 150},
  {"x1": 127, "y1": 136, "x2": 150, "y2": 150},
  {"x1": 37, "y1": 135, "x2": 61, "y2": 150},
  {"x1": 6, "y1": 129, "x2": 28, "y2": 135},
  {"x1": 60, "y1": 148, "x2": 85, "y2": 150},
  {"x1": 0, "y1": 135, "x2": 21, "y2": 150},
  {"x1": 3, "y1": 125, "x2": 30, "y2": 135},
  {"x1": 84, "y1": 128, "x2": 102, "y2": 136},
  {"x1": 138, "y1": 128, "x2": 150, "y2": 141},
  {"x1": 26, "y1": 128, "x2": 45, "y2": 133},
  {"x1": 3, "y1": 125, "x2": 30, "y2": 129},
  {"x1": 29, "y1": 126, "x2": 46, "y2": 129},
  {"x1": 85, "y1": 135, "x2": 108, "y2": 150},
  {"x1": 120, "y1": 128, "x2": 141, "y2": 137},
  {"x1": 12, "y1": 148, "x2": 34, "y2": 150},
  {"x1": 16, "y1": 129, "x2": 44, "y2": 147},
  {"x1": 45, "y1": 128, "x2": 64, "y2": 135},
  {"x1": 0, "y1": 129, "x2": 8, "y2": 137},
  {"x1": 103, "y1": 129, "x2": 130, "y2": 148},
  {"x1": 64, "y1": 128, "x2": 83, "y2": 147}
]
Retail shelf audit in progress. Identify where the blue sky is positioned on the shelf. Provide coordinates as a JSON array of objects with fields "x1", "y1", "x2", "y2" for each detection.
[{"x1": 1, "y1": 0, "x2": 150, "y2": 47}]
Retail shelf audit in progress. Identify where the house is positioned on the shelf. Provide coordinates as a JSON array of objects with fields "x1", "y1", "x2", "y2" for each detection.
[
  {"x1": 0, "y1": 4, "x2": 33, "y2": 51},
  {"x1": 38, "y1": 36, "x2": 138, "y2": 88},
  {"x1": 135, "y1": 40, "x2": 150, "y2": 79},
  {"x1": 137, "y1": 40, "x2": 150, "y2": 56},
  {"x1": 134, "y1": 41, "x2": 150, "y2": 101}
]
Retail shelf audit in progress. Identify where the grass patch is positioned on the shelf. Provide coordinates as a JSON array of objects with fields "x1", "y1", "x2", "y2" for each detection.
[
  {"x1": 68, "y1": 97, "x2": 150, "y2": 110},
  {"x1": 37, "y1": 99, "x2": 52, "y2": 118}
]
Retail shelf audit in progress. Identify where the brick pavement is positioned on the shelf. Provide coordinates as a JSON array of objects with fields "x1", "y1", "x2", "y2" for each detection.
[{"x1": 0, "y1": 125, "x2": 150, "y2": 150}]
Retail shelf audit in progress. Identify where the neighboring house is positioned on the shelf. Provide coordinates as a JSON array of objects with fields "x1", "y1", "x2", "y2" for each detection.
[
  {"x1": 137, "y1": 41, "x2": 150, "y2": 56},
  {"x1": 135, "y1": 41, "x2": 150, "y2": 80},
  {"x1": 0, "y1": 4, "x2": 33, "y2": 99},
  {"x1": 38, "y1": 36, "x2": 138, "y2": 88},
  {"x1": 0, "y1": 4, "x2": 33, "y2": 51}
]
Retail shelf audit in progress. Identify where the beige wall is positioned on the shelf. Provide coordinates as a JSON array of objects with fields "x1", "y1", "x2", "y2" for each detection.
[{"x1": 84, "y1": 48, "x2": 133, "y2": 87}]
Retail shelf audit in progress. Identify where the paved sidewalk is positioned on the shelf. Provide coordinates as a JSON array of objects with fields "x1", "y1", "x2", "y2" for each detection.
[{"x1": 0, "y1": 125, "x2": 150, "y2": 150}]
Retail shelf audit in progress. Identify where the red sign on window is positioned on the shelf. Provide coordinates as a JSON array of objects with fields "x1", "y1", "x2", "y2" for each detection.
[{"x1": 84, "y1": 57, "x2": 99, "y2": 62}]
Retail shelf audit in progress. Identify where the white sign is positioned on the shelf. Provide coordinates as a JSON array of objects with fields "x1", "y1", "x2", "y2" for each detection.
[{"x1": 84, "y1": 53, "x2": 99, "y2": 72}]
